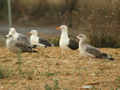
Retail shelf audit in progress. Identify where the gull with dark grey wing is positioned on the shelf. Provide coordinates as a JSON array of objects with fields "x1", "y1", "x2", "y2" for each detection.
[{"x1": 29, "y1": 30, "x2": 53, "y2": 48}]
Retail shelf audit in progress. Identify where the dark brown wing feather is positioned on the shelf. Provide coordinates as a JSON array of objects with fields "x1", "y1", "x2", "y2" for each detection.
[{"x1": 68, "y1": 39, "x2": 79, "y2": 50}]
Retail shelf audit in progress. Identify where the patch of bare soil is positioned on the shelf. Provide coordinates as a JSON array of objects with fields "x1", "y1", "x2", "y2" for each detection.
[{"x1": 0, "y1": 47, "x2": 120, "y2": 90}]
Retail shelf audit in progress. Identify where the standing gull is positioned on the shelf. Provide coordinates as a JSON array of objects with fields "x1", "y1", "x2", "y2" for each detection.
[
  {"x1": 76, "y1": 34, "x2": 114, "y2": 60},
  {"x1": 29, "y1": 30, "x2": 53, "y2": 48},
  {"x1": 56, "y1": 25, "x2": 78, "y2": 57},
  {"x1": 56, "y1": 25, "x2": 78, "y2": 50},
  {"x1": 6, "y1": 27, "x2": 35, "y2": 53}
]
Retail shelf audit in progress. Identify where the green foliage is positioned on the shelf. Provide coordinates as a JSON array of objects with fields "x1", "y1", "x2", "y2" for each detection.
[
  {"x1": 53, "y1": 79, "x2": 60, "y2": 90},
  {"x1": 46, "y1": 72, "x2": 57, "y2": 77},
  {"x1": 16, "y1": 51, "x2": 24, "y2": 76},
  {"x1": 0, "y1": 0, "x2": 7, "y2": 11},
  {"x1": 45, "y1": 84, "x2": 52, "y2": 90},
  {"x1": 89, "y1": 30, "x2": 120, "y2": 48},
  {"x1": 0, "y1": 0, "x2": 8, "y2": 19},
  {"x1": 49, "y1": 38, "x2": 59, "y2": 47},
  {"x1": 0, "y1": 68, "x2": 5, "y2": 79},
  {"x1": 44, "y1": 79, "x2": 61, "y2": 90},
  {"x1": 115, "y1": 76, "x2": 120, "y2": 88},
  {"x1": 25, "y1": 87, "x2": 32, "y2": 90},
  {"x1": 90, "y1": 86, "x2": 97, "y2": 90},
  {"x1": 0, "y1": 66, "x2": 13, "y2": 79}
]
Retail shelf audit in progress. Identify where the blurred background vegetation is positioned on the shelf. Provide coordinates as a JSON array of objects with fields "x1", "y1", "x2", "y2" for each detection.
[{"x1": 0, "y1": 0, "x2": 120, "y2": 48}]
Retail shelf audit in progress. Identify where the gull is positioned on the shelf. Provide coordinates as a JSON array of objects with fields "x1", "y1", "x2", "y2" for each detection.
[
  {"x1": 56, "y1": 25, "x2": 78, "y2": 57},
  {"x1": 6, "y1": 27, "x2": 36, "y2": 53},
  {"x1": 29, "y1": 30, "x2": 53, "y2": 48},
  {"x1": 56, "y1": 25, "x2": 78, "y2": 50},
  {"x1": 76, "y1": 34, "x2": 114, "y2": 60}
]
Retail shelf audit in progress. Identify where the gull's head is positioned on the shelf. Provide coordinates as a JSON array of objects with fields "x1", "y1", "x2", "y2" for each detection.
[
  {"x1": 29, "y1": 30, "x2": 38, "y2": 36},
  {"x1": 56, "y1": 25, "x2": 68, "y2": 32},
  {"x1": 6, "y1": 27, "x2": 16, "y2": 38},
  {"x1": 76, "y1": 34, "x2": 87, "y2": 41}
]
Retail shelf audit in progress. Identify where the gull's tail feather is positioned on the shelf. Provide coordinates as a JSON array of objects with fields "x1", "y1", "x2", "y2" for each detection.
[
  {"x1": 31, "y1": 50, "x2": 38, "y2": 53},
  {"x1": 26, "y1": 49, "x2": 38, "y2": 53},
  {"x1": 101, "y1": 53, "x2": 114, "y2": 61}
]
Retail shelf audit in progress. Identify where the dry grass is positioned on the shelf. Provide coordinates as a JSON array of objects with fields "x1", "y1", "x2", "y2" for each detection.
[{"x1": 0, "y1": 46, "x2": 120, "y2": 90}]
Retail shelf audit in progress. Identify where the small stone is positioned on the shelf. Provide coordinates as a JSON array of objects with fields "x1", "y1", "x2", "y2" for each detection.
[{"x1": 82, "y1": 85, "x2": 93, "y2": 88}]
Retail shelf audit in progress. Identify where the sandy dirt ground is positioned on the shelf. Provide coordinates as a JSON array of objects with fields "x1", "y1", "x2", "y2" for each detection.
[{"x1": 0, "y1": 46, "x2": 119, "y2": 90}]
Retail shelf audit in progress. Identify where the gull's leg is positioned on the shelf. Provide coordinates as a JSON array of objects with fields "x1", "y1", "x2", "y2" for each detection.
[
  {"x1": 61, "y1": 48, "x2": 64, "y2": 57},
  {"x1": 59, "y1": 48, "x2": 65, "y2": 59},
  {"x1": 88, "y1": 57, "x2": 92, "y2": 61}
]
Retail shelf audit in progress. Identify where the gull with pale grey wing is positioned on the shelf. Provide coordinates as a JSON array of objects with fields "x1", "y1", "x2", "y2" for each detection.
[
  {"x1": 76, "y1": 34, "x2": 114, "y2": 60},
  {"x1": 6, "y1": 27, "x2": 36, "y2": 53}
]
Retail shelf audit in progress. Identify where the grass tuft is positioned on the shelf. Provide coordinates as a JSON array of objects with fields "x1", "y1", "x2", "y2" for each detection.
[
  {"x1": 44, "y1": 79, "x2": 61, "y2": 90},
  {"x1": 0, "y1": 66, "x2": 13, "y2": 79}
]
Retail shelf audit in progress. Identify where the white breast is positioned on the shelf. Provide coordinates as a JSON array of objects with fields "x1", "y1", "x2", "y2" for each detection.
[
  {"x1": 30, "y1": 35, "x2": 39, "y2": 45},
  {"x1": 78, "y1": 41, "x2": 88, "y2": 57},
  {"x1": 79, "y1": 45, "x2": 86, "y2": 55},
  {"x1": 79, "y1": 43, "x2": 95, "y2": 57},
  {"x1": 59, "y1": 31, "x2": 69, "y2": 49},
  {"x1": 6, "y1": 37, "x2": 14, "y2": 49}
]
